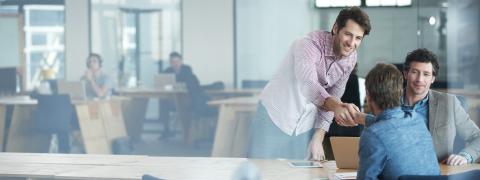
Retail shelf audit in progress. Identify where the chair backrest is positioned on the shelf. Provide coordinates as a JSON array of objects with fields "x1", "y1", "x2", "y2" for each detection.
[
  {"x1": 241, "y1": 80, "x2": 268, "y2": 89},
  {"x1": 35, "y1": 94, "x2": 74, "y2": 133},
  {"x1": 142, "y1": 174, "x2": 165, "y2": 180},
  {"x1": 398, "y1": 169, "x2": 480, "y2": 180}
]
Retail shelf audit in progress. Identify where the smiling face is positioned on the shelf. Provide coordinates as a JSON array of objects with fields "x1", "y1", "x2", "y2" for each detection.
[
  {"x1": 332, "y1": 19, "x2": 365, "y2": 58},
  {"x1": 404, "y1": 61, "x2": 436, "y2": 97}
]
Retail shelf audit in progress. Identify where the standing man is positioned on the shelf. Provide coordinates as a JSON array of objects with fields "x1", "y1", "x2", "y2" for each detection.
[
  {"x1": 357, "y1": 63, "x2": 439, "y2": 179},
  {"x1": 248, "y1": 6, "x2": 371, "y2": 160},
  {"x1": 351, "y1": 48, "x2": 480, "y2": 166}
]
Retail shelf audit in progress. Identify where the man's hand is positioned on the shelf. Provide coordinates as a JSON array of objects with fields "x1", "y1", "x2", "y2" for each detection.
[
  {"x1": 85, "y1": 70, "x2": 94, "y2": 81},
  {"x1": 308, "y1": 129, "x2": 326, "y2": 161},
  {"x1": 444, "y1": 154, "x2": 468, "y2": 166},
  {"x1": 334, "y1": 103, "x2": 360, "y2": 127},
  {"x1": 353, "y1": 112, "x2": 367, "y2": 125}
]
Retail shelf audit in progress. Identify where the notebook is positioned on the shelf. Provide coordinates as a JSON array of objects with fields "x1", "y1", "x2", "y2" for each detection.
[
  {"x1": 57, "y1": 80, "x2": 87, "y2": 101},
  {"x1": 330, "y1": 136, "x2": 360, "y2": 169}
]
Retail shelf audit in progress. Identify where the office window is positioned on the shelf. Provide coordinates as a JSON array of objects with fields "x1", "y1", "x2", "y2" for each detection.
[
  {"x1": 23, "y1": 5, "x2": 65, "y2": 90},
  {"x1": 315, "y1": 0, "x2": 412, "y2": 8},
  {"x1": 315, "y1": 0, "x2": 361, "y2": 8},
  {"x1": 366, "y1": 0, "x2": 411, "y2": 7},
  {"x1": 91, "y1": 0, "x2": 181, "y2": 87}
]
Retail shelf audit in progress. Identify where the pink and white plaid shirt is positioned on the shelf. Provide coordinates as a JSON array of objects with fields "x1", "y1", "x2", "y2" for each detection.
[{"x1": 260, "y1": 31, "x2": 357, "y2": 135}]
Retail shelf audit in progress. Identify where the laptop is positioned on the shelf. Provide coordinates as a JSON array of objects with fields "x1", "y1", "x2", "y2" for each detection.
[
  {"x1": 57, "y1": 80, "x2": 87, "y2": 101},
  {"x1": 154, "y1": 73, "x2": 176, "y2": 90},
  {"x1": 330, "y1": 136, "x2": 360, "y2": 169}
]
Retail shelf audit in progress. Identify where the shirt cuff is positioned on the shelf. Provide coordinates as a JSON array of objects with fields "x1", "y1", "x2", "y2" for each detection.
[
  {"x1": 459, "y1": 151, "x2": 474, "y2": 163},
  {"x1": 365, "y1": 114, "x2": 376, "y2": 127},
  {"x1": 314, "y1": 110, "x2": 334, "y2": 132},
  {"x1": 313, "y1": 91, "x2": 331, "y2": 107}
]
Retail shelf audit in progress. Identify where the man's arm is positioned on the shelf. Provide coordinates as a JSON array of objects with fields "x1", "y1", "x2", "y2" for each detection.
[
  {"x1": 452, "y1": 96, "x2": 480, "y2": 163},
  {"x1": 309, "y1": 128, "x2": 326, "y2": 161},
  {"x1": 358, "y1": 131, "x2": 386, "y2": 180},
  {"x1": 292, "y1": 39, "x2": 331, "y2": 109},
  {"x1": 88, "y1": 78, "x2": 111, "y2": 98},
  {"x1": 320, "y1": 57, "x2": 360, "y2": 127}
]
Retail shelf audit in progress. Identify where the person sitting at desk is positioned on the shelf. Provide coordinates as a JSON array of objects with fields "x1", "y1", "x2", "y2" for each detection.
[
  {"x1": 350, "y1": 48, "x2": 480, "y2": 166},
  {"x1": 158, "y1": 52, "x2": 211, "y2": 139},
  {"x1": 81, "y1": 53, "x2": 113, "y2": 99},
  {"x1": 357, "y1": 63, "x2": 439, "y2": 180}
]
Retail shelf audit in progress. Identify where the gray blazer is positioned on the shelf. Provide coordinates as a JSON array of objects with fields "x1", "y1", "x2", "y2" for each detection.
[{"x1": 429, "y1": 90, "x2": 480, "y2": 162}]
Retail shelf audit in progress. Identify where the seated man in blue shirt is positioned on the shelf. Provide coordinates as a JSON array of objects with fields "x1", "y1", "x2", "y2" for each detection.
[{"x1": 357, "y1": 63, "x2": 439, "y2": 180}]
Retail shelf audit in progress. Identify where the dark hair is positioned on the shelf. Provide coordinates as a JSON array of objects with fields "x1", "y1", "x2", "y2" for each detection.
[
  {"x1": 365, "y1": 63, "x2": 403, "y2": 110},
  {"x1": 86, "y1": 53, "x2": 102, "y2": 68},
  {"x1": 403, "y1": 48, "x2": 439, "y2": 77},
  {"x1": 334, "y1": 6, "x2": 371, "y2": 36},
  {"x1": 169, "y1": 52, "x2": 182, "y2": 60}
]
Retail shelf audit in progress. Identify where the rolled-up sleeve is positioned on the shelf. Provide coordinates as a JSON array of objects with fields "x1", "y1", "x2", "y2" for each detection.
[
  {"x1": 292, "y1": 39, "x2": 331, "y2": 108},
  {"x1": 313, "y1": 57, "x2": 355, "y2": 131}
]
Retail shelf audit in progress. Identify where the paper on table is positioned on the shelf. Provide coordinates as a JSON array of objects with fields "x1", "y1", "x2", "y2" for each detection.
[{"x1": 333, "y1": 172, "x2": 357, "y2": 180}]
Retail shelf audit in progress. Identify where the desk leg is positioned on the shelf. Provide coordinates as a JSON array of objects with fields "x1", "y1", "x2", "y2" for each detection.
[
  {"x1": 231, "y1": 111, "x2": 254, "y2": 157},
  {"x1": 76, "y1": 103, "x2": 111, "y2": 154},
  {"x1": 211, "y1": 105, "x2": 236, "y2": 157},
  {"x1": 0, "y1": 105, "x2": 6, "y2": 151},
  {"x1": 6, "y1": 105, "x2": 50, "y2": 152},
  {"x1": 174, "y1": 94, "x2": 192, "y2": 144},
  {"x1": 122, "y1": 98, "x2": 148, "y2": 142}
]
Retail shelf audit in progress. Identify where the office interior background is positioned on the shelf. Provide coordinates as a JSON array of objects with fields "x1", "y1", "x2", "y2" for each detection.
[{"x1": 0, "y1": 0, "x2": 479, "y2": 157}]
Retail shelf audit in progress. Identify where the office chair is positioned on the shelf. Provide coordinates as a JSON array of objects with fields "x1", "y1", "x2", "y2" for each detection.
[
  {"x1": 241, "y1": 80, "x2": 268, "y2": 89},
  {"x1": 142, "y1": 174, "x2": 165, "y2": 180},
  {"x1": 398, "y1": 169, "x2": 480, "y2": 180},
  {"x1": 34, "y1": 94, "x2": 75, "y2": 153}
]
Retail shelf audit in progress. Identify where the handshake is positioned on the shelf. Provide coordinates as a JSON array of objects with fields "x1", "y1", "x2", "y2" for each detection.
[{"x1": 332, "y1": 102, "x2": 366, "y2": 127}]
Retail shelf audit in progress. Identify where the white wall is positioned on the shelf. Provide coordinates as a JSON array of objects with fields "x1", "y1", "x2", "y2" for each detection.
[
  {"x1": 65, "y1": 0, "x2": 89, "y2": 81},
  {"x1": 182, "y1": 0, "x2": 234, "y2": 87},
  {"x1": 236, "y1": 0, "x2": 316, "y2": 87},
  {"x1": 0, "y1": 15, "x2": 21, "y2": 67},
  {"x1": 235, "y1": 2, "x2": 445, "y2": 81}
]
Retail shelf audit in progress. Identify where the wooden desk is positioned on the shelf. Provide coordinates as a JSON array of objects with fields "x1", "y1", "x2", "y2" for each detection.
[
  {"x1": 116, "y1": 88, "x2": 192, "y2": 143},
  {"x1": 206, "y1": 88, "x2": 261, "y2": 99},
  {"x1": 0, "y1": 96, "x2": 128, "y2": 154},
  {"x1": 0, "y1": 153, "x2": 477, "y2": 180},
  {"x1": 208, "y1": 96, "x2": 259, "y2": 157}
]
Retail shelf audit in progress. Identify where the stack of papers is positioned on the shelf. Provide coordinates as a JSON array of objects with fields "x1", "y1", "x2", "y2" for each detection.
[{"x1": 333, "y1": 172, "x2": 357, "y2": 180}]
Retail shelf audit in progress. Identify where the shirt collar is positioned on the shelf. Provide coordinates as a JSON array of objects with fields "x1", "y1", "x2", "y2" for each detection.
[
  {"x1": 401, "y1": 91, "x2": 429, "y2": 107},
  {"x1": 375, "y1": 107, "x2": 404, "y2": 122},
  {"x1": 324, "y1": 32, "x2": 336, "y2": 58}
]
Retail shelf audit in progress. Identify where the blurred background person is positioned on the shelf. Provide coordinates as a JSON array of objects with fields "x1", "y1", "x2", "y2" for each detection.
[{"x1": 81, "y1": 53, "x2": 113, "y2": 99}]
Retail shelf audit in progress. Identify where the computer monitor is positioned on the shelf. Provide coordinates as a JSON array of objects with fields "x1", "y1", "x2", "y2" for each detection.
[{"x1": 0, "y1": 67, "x2": 18, "y2": 94}]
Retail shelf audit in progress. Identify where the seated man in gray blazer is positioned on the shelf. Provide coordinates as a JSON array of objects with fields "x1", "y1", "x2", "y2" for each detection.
[{"x1": 347, "y1": 48, "x2": 480, "y2": 166}]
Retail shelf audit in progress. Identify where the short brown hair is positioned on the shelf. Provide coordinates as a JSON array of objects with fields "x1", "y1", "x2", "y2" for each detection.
[
  {"x1": 365, "y1": 63, "x2": 403, "y2": 110},
  {"x1": 404, "y1": 48, "x2": 439, "y2": 76},
  {"x1": 334, "y1": 6, "x2": 371, "y2": 36}
]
